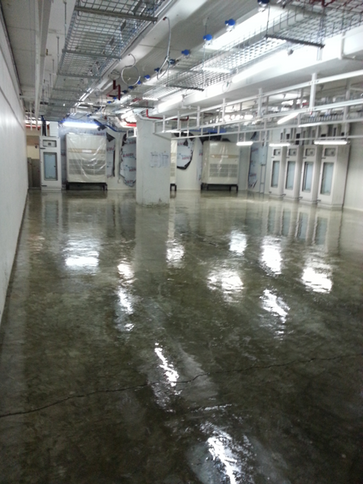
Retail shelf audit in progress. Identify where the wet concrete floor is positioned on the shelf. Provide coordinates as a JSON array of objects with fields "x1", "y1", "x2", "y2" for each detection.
[{"x1": 0, "y1": 190, "x2": 362, "y2": 483}]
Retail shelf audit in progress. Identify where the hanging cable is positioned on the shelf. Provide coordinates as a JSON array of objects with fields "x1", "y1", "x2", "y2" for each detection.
[
  {"x1": 157, "y1": 17, "x2": 172, "y2": 80},
  {"x1": 121, "y1": 54, "x2": 141, "y2": 87}
]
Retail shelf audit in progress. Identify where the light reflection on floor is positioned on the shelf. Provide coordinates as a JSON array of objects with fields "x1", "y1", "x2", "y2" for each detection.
[
  {"x1": 260, "y1": 236, "x2": 282, "y2": 275},
  {"x1": 0, "y1": 191, "x2": 362, "y2": 483}
]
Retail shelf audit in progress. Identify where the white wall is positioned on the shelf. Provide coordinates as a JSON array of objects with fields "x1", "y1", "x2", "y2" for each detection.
[
  {"x1": 344, "y1": 123, "x2": 363, "y2": 212},
  {"x1": 136, "y1": 119, "x2": 171, "y2": 205},
  {"x1": 0, "y1": 16, "x2": 28, "y2": 323},
  {"x1": 175, "y1": 137, "x2": 202, "y2": 190}
]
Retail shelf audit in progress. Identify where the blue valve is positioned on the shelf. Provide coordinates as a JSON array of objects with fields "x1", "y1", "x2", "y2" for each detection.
[
  {"x1": 225, "y1": 19, "x2": 236, "y2": 31},
  {"x1": 203, "y1": 34, "x2": 213, "y2": 44}
]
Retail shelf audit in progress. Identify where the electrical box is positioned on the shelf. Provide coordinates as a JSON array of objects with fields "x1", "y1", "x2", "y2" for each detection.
[
  {"x1": 269, "y1": 146, "x2": 287, "y2": 197},
  {"x1": 299, "y1": 145, "x2": 323, "y2": 203},
  {"x1": 283, "y1": 146, "x2": 303, "y2": 200},
  {"x1": 201, "y1": 141, "x2": 239, "y2": 189},
  {"x1": 317, "y1": 145, "x2": 350, "y2": 208},
  {"x1": 66, "y1": 133, "x2": 106, "y2": 183}
]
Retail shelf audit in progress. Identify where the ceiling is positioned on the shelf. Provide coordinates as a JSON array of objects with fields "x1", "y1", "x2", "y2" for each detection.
[{"x1": 1, "y1": 0, "x2": 363, "y2": 130}]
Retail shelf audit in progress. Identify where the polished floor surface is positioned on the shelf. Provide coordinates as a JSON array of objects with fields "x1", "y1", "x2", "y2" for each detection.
[{"x1": 0, "y1": 190, "x2": 362, "y2": 483}]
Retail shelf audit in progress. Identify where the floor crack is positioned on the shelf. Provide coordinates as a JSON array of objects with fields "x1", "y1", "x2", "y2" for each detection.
[{"x1": 0, "y1": 352, "x2": 360, "y2": 419}]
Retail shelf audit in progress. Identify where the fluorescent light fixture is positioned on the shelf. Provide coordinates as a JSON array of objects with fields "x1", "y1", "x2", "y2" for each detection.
[
  {"x1": 236, "y1": 141, "x2": 254, "y2": 146},
  {"x1": 62, "y1": 121, "x2": 99, "y2": 129},
  {"x1": 314, "y1": 139, "x2": 348, "y2": 145},
  {"x1": 143, "y1": 97, "x2": 159, "y2": 101},
  {"x1": 277, "y1": 112, "x2": 299, "y2": 125},
  {"x1": 299, "y1": 122, "x2": 322, "y2": 127},
  {"x1": 270, "y1": 143, "x2": 290, "y2": 147},
  {"x1": 205, "y1": 8, "x2": 282, "y2": 51},
  {"x1": 157, "y1": 94, "x2": 183, "y2": 111}
]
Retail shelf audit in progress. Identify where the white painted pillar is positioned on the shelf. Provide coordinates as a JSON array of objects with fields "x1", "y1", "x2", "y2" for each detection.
[{"x1": 136, "y1": 118, "x2": 171, "y2": 205}]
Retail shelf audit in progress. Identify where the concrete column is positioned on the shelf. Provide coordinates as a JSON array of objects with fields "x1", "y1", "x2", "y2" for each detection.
[{"x1": 136, "y1": 118, "x2": 171, "y2": 205}]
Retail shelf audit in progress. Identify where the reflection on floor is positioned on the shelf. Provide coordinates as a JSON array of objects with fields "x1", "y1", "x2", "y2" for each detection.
[{"x1": 0, "y1": 190, "x2": 362, "y2": 483}]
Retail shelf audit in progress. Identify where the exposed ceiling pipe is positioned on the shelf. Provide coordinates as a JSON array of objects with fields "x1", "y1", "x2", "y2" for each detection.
[{"x1": 35, "y1": 0, "x2": 52, "y2": 124}]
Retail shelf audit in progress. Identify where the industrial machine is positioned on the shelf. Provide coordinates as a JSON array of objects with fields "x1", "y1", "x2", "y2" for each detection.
[
  {"x1": 317, "y1": 145, "x2": 350, "y2": 209},
  {"x1": 201, "y1": 141, "x2": 239, "y2": 191},
  {"x1": 299, "y1": 145, "x2": 323, "y2": 203},
  {"x1": 66, "y1": 133, "x2": 107, "y2": 188},
  {"x1": 283, "y1": 146, "x2": 303, "y2": 200},
  {"x1": 269, "y1": 146, "x2": 287, "y2": 197},
  {"x1": 39, "y1": 136, "x2": 62, "y2": 190}
]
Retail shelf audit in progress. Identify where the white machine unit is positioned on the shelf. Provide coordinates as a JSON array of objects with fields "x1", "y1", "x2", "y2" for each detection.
[
  {"x1": 201, "y1": 141, "x2": 239, "y2": 190},
  {"x1": 66, "y1": 133, "x2": 106, "y2": 184},
  {"x1": 269, "y1": 146, "x2": 287, "y2": 197},
  {"x1": 283, "y1": 146, "x2": 303, "y2": 200},
  {"x1": 39, "y1": 136, "x2": 62, "y2": 190},
  {"x1": 317, "y1": 145, "x2": 350, "y2": 208},
  {"x1": 299, "y1": 145, "x2": 322, "y2": 203}
]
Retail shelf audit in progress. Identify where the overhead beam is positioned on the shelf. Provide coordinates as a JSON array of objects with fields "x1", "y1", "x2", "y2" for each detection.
[
  {"x1": 74, "y1": 5, "x2": 158, "y2": 23},
  {"x1": 63, "y1": 49, "x2": 120, "y2": 60}
]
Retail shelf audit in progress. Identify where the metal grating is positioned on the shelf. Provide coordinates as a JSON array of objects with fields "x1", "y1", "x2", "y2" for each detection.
[
  {"x1": 137, "y1": 1, "x2": 363, "y2": 104},
  {"x1": 46, "y1": 0, "x2": 173, "y2": 119}
]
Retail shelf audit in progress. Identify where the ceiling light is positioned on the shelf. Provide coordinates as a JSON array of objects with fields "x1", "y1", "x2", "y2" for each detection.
[
  {"x1": 299, "y1": 122, "x2": 322, "y2": 127},
  {"x1": 270, "y1": 143, "x2": 290, "y2": 147},
  {"x1": 206, "y1": 8, "x2": 281, "y2": 51},
  {"x1": 143, "y1": 97, "x2": 159, "y2": 101},
  {"x1": 236, "y1": 141, "x2": 254, "y2": 146},
  {"x1": 244, "y1": 114, "x2": 253, "y2": 120},
  {"x1": 277, "y1": 112, "x2": 299, "y2": 125},
  {"x1": 62, "y1": 121, "x2": 99, "y2": 129},
  {"x1": 314, "y1": 139, "x2": 348, "y2": 145}
]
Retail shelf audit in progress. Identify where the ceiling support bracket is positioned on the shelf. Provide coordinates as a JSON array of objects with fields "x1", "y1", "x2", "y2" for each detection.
[{"x1": 265, "y1": 34, "x2": 325, "y2": 49}]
